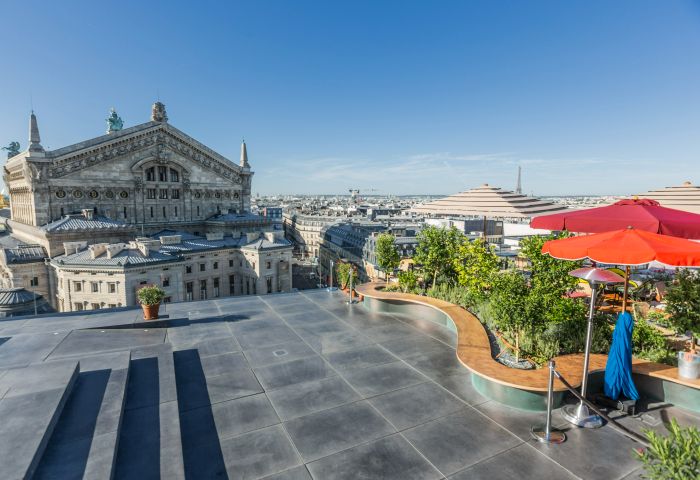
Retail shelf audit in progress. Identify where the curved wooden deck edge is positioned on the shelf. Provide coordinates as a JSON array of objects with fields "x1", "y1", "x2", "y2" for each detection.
[{"x1": 356, "y1": 283, "x2": 700, "y2": 393}]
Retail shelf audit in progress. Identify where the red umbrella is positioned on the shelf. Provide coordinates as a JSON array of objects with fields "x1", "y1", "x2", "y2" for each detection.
[
  {"x1": 542, "y1": 228, "x2": 700, "y2": 266},
  {"x1": 543, "y1": 228, "x2": 700, "y2": 310},
  {"x1": 531, "y1": 198, "x2": 700, "y2": 239}
]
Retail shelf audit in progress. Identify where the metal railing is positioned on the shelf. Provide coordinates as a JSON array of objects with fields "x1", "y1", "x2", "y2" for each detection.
[{"x1": 531, "y1": 360, "x2": 651, "y2": 448}]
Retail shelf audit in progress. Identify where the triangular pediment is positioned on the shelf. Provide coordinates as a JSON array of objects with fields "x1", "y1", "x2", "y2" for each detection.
[{"x1": 47, "y1": 122, "x2": 246, "y2": 184}]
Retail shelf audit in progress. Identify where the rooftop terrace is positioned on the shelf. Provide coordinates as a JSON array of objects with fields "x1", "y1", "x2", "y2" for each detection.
[{"x1": 0, "y1": 290, "x2": 697, "y2": 479}]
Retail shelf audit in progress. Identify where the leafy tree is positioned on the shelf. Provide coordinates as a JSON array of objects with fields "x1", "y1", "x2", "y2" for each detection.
[
  {"x1": 414, "y1": 226, "x2": 465, "y2": 289},
  {"x1": 375, "y1": 233, "x2": 401, "y2": 282},
  {"x1": 520, "y1": 232, "x2": 582, "y2": 295},
  {"x1": 664, "y1": 268, "x2": 700, "y2": 351},
  {"x1": 489, "y1": 270, "x2": 531, "y2": 362},
  {"x1": 453, "y1": 238, "x2": 500, "y2": 304}
]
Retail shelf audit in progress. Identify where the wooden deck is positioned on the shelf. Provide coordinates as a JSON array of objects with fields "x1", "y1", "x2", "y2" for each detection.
[{"x1": 356, "y1": 283, "x2": 700, "y2": 393}]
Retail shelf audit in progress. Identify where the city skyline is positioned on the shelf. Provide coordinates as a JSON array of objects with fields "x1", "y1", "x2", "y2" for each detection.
[{"x1": 1, "y1": 1, "x2": 699, "y2": 196}]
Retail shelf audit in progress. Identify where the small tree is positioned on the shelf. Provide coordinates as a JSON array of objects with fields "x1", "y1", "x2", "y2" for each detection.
[
  {"x1": 414, "y1": 226, "x2": 464, "y2": 289},
  {"x1": 453, "y1": 238, "x2": 500, "y2": 303},
  {"x1": 665, "y1": 268, "x2": 700, "y2": 352},
  {"x1": 335, "y1": 262, "x2": 358, "y2": 289},
  {"x1": 375, "y1": 233, "x2": 400, "y2": 282},
  {"x1": 397, "y1": 270, "x2": 419, "y2": 293},
  {"x1": 489, "y1": 270, "x2": 531, "y2": 362}
]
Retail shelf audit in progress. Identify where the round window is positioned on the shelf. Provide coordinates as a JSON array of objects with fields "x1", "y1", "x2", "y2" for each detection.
[
  {"x1": 119, "y1": 191, "x2": 129, "y2": 199},
  {"x1": 55, "y1": 190, "x2": 66, "y2": 198},
  {"x1": 105, "y1": 191, "x2": 115, "y2": 199},
  {"x1": 73, "y1": 190, "x2": 83, "y2": 198},
  {"x1": 215, "y1": 192, "x2": 221, "y2": 199},
  {"x1": 89, "y1": 190, "x2": 99, "y2": 198},
  {"x1": 194, "y1": 192, "x2": 201, "y2": 199},
  {"x1": 233, "y1": 192, "x2": 240, "y2": 199}
]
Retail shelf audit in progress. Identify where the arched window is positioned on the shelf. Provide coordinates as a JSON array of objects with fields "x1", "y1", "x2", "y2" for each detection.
[
  {"x1": 146, "y1": 167, "x2": 155, "y2": 181},
  {"x1": 170, "y1": 169, "x2": 179, "y2": 182}
]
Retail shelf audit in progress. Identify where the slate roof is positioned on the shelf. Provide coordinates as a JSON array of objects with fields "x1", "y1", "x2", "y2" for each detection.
[
  {"x1": 53, "y1": 246, "x2": 176, "y2": 268},
  {"x1": 2, "y1": 245, "x2": 47, "y2": 263},
  {"x1": 205, "y1": 212, "x2": 272, "y2": 224},
  {"x1": 241, "y1": 236, "x2": 293, "y2": 251},
  {"x1": 0, "y1": 288, "x2": 39, "y2": 306},
  {"x1": 42, "y1": 215, "x2": 132, "y2": 232}
]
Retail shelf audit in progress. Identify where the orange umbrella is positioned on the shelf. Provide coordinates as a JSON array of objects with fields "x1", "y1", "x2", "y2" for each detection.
[{"x1": 542, "y1": 228, "x2": 700, "y2": 267}]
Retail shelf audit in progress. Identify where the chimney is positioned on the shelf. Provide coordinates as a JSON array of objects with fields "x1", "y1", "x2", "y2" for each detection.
[
  {"x1": 82, "y1": 209, "x2": 94, "y2": 220},
  {"x1": 88, "y1": 243, "x2": 108, "y2": 259}
]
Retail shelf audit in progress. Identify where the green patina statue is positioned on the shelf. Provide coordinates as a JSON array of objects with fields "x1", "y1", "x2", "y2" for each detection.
[
  {"x1": 2, "y1": 141, "x2": 20, "y2": 159},
  {"x1": 106, "y1": 108, "x2": 124, "y2": 133}
]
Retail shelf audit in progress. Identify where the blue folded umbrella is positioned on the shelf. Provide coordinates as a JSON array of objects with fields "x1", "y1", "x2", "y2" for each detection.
[{"x1": 604, "y1": 312, "x2": 639, "y2": 400}]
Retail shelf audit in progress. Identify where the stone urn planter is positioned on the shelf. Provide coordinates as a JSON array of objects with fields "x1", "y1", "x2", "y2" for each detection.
[{"x1": 137, "y1": 285, "x2": 166, "y2": 321}]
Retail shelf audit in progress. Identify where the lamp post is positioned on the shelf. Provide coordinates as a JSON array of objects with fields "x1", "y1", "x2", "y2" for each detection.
[{"x1": 561, "y1": 267, "x2": 624, "y2": 428}]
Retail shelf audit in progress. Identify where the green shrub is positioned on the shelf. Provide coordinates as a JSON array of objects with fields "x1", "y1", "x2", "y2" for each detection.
[
  {"x1": 335, "y1": 262, "x2": 357, "y2": 289},
  {"x1": 137, "y1": 285, "x2": 166, "y2": 306},
  {"x1": 633, "y1": 319, "x2": 675, "y2": 365},
  {"x1": 636, "y1": 419, "x2": 700, "y2": 480},
  {"x1": 665, "y1": 269, "x2": 700, "y2": 349},
  {"x1": 397, "y1": 270, "x2": 419, "y2": 293}
]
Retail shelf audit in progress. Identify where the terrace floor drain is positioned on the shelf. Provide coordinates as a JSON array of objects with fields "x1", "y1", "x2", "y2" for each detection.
[{"x1": 273, "y1": 349, "x2": 288, "y2": 357}]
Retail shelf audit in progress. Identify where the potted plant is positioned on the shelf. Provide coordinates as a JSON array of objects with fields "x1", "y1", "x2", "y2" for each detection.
[
  {"x1": 664, "y1": 269, "x2": 700, "y2": 379},
  {"x1": 137, "y1": 284, "x2": 166, "y2": 320}
]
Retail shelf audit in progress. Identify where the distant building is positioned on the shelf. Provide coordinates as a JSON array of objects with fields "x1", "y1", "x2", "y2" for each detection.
[
  {"x1": 1, "y1": 102, "x2": 292, "y2": 311},
  {"x1": 283, "y1": 212, "x2": 345, "y2": 259},
  {"x1": 637, "y1": 181, "x2": 700, "y2": 214},
  {"x1": 50, "y1": 231, "x2": 292, "y2": 312},
  {"x1": 411, "y1": 183, "x2": 568, "y2": 219}
]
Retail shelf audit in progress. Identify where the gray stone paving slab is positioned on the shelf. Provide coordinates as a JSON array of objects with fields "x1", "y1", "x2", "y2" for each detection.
[
  {"x1": 177, "y1": 351, "x2": 250, "y2": 378},
  {"x1": 403, "y1": 408, "x2": 522, "y2": 476},
  {"x1": 448, "y1": 443, "x2": 578, "y2": 480},
  {"x1": 402, "y1": 347, "x2": 468, "y2": 381},
  {"x1": 368, "y1": 381, "x2": 465, "y2": 430},
  {"x1": 267, "y1": 376, "x2": 361, "y2": 421},
  {"x1": 285, "y1": 401, "x2": 395, "y2": 462},
  {"x1": 340, "y1": 361, "x2": 427, "y2": 397},
  {"x1": 306, "y1": 434, "x2": 442, "y2": 480},
  {"x1": 277, "y1": 309, "x2": 337, "y2": 326},
  {"x1": 323, "y1": 344, "x2": 397, "y2": 371},
  {"x1": 0, "y1": 359, "x2": 80, "y2": 397},
  {"x1": 181, "y1": 393, "x2": 280, "y2": 441},
  {"x1": 253, "y1": 355, "x2": 335, "y2": 390},
  {"x1": 433, "y1": 371, "x2": 489, "y2": 406},
  {"x1": 228, "y1": 316, "x2": 286, "y2": 334},
  {"x1": 0, "y1": 331, "x2": 69, "y2": 368},
  {"x1": 298, "y1": 329, "x2": 374, "y2": 354},
  {"x1": 261, "y1": 465, "x2": 312, "y2": 480},
  {"x1": 178, "y1": 367, "x2": 263, "y2": 411},
  {"x1": 217, "y1": 424, "x2": 301, "y2": 479},
  {"x1": 474, "y1": 400, "x2": 641, "y2": 480},
  {"x1": 236, "y1": 325, "x2": 303, "y2": 350},
  {"x1": 185, "y1": 335, "x2": 241, "y2": 357},
  {"x1": 243, "y1": 340, "x2": 317, "y2": 368},
  {"x1": 360, "y1": 321, "x2": 424, "y2": 343},
  {"x1": 49, "y1": 328, "x2": 165, "y2": 359},
  {"x1": 380, "y1": 334, "x2": 453, "y2": 358},
  {"x1": 0, "y1": 361, "x2": 78, "y2": 480}
]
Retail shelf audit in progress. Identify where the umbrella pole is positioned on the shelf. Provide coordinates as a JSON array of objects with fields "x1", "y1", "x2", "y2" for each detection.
[
  {"x1": 621, "y1": 266, "x2": 630, "y2": 312},
  {"x1": 562, "y1": 281, "x2": 604, "y2": 428}
]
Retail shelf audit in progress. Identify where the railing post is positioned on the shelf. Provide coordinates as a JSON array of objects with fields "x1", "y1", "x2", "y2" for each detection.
[{"x1": 530, "y1": 360, "x2": 566, "y2": 444}]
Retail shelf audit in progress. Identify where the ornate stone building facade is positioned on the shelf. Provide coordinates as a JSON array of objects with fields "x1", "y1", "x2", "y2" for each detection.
[{"x1": 1, "y1": 103, "x2": 292, "y2": 312}]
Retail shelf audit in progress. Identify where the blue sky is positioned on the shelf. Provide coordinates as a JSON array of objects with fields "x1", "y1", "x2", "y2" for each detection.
[{"x1": 1, "y1": 1, "x2": 699, "y2": 196}]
